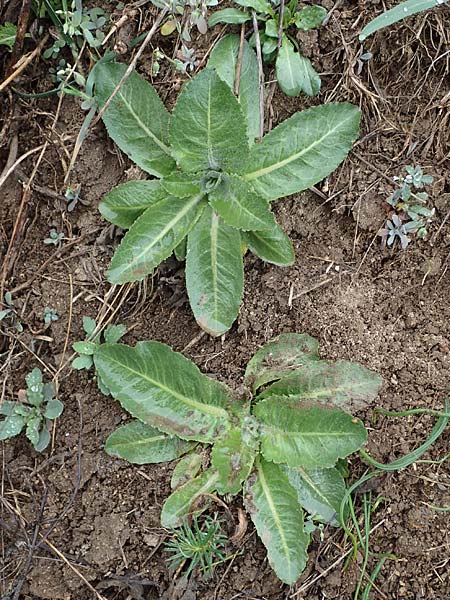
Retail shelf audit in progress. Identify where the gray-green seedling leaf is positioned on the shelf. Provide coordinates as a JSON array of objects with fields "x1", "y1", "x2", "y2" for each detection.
[
  {"x1": 44, "y1": 399, "x2": 64, "y2": 420},
  {"x1": 208, "y1": 8, "x2": 252, "y2": 26},
  {"x1": 245, "y1": 458, "x2": 309, "y2": 585},
  {"x1": 100, "y1": 181, "x2": 166, "y2": 229},
  {"x1": 105, "y1": 420, "x2": 193, "y2": 464},
  {"x1": 94, "y1": 341, "x2": 232, "y2": 442},
  {"x1": 211, "y1": 427, "x2": 256, "y2": 494},
  {"x1": 104, "y1": 324, "x2": 127, "y2": 344},
  {"x1": 0, "y1": 414, "x2": 25, "y2": 440},
  {"x1": 294, "y1": 5, "x2": 327, "y2": 30},
  {"x1": 245, "y1": 333, "x2": 319, "y2": 392},
  {"x1": 171, "y1": 452, "x2": 203, "y2": 489},
  {"x1": 254, "y1": 397, "x2": 367, "y2": 468},
  {"x1": 242, "y1": 103, "x2": 360, "y2": 201},
  {"x1": 26, "y1": 416, "x2": 42, "y2": 447},
  {"x1": 72, "y1": 341, "x2": 96, "y2": 355},
  {"x1": 170, "y1": 69, "x2": 249, "y2": 173},
  {"x1": 276, "y1": 37, "x2": 321, "y2": 97},
  {"x1": 161, "y1": 469, "x2": 220, "y2": 528},
  {"x1": 284, "y1": 465, "x2": 347, "y2": 525},
  {"x1": 0, "y1": 23, "x2": 16, "y2": 50},
  {"x1": 359, "y1": 0, "x2": 449, "y2": 41},
  {"x1": 0, "y1": 401, "x2": 16, "y2": 416},
  {"x1": 243, "y1": 224, "x2": 295, "y2": 266},
  {"x1": 82, "y1": 316, "x2": 97, "y2": 336},
  {"x1": 208, "y1": 34, "x2": 260, "y2": 144},
  {"x1": 259, "y1": 359, "x2": 382, "y2": 410},
  {"x1": 209, "y1": 175, "x2": 276, "y2": 231},
  {"x1": 107, "y1": 194, "x2": 206, "y2": 284},
  {"x1": 34, "y1": 427, "x2": 50, "y2": 452},
  {"x1": 186, "y1": 206, "x2": 244, "y2": 336},
  {"x1": 95, "y1": 62, "x2": 175, "y2": 177},
  {"x1": 161, "y1": 173, "x2": 202, "y2": 198},
  {"x1": 72, "y1": 354, "x2": 94, "y2": 370}
]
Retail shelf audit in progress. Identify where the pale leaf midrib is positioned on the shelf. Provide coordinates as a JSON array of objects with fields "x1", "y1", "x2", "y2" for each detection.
[
  {"x1": 117, "y1": 90, "x2": 172, "y2": 156},
  {"x1": 297, "y1": 467, "x2": 331, "y2": 507},
  {"x1": 257, "y1": 463, "x2": 292, "y2": 574},
  {"x1": 102, "y1": 354, "x2": 228, "y2": 419},
  {"x1": 116, "y1": 434, "x2": 168, "y2": 448},
  {"x1": 243, "y1": 112, "x2": 354, "y2": 181},
  {"x1": 124, "y1": 194, "x2": 202, "y2": 273}
]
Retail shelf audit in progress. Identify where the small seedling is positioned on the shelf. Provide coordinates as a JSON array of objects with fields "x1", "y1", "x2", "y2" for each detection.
[
  {"x1": 0, "y1": 292, "x2": 23, "y2": 333},
  {"x1": 72, "y1": 316, "x2": 126, "y2": 394},
  {"x1": 94, "y1": 333, "x2": 382, "y2": 584},
  {"x1": 209, "y1": 2, "x2": 327, "y2": 96},
  {"x1": 94, "y1": 35, "x2": 360, "y2": 336},
  {"x1": 164, "y1": 514, "x2": 228, "y2": 579},
  {"x1": 379, "y1": 165, "x2": 434, "y2": 248},
  {"x1": 44, "y1": 229, "x2": 64, "y2": 246},
  {"x1": 43, "y1": 307, "x2": 59, "y2": 324},
  {"x1": 0, "y1": 368, "x2": 64, "y2": 451}
]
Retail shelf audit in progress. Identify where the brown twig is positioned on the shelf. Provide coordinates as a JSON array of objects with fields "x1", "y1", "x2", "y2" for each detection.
[
  {"x1": 5, "y1": 0, "x2": 32, "y2": 78},
  {"x1": 0, "y1": 35, "x2": 49, "y2": 92}
]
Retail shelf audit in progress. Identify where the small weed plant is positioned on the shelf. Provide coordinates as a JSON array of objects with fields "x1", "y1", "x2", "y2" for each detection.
[
  {"x1": 93, "y1": 333, "x2": 382, "y2": 584},
  {"x1": 0, "y1": 368, "x2": 64, "y2": 451},
  {"x1": 209, "y1": 1, "x2": 327, "y2": 96},
  {"x1": 0, "y1": 292, "x2": 23, "y2": 333},
  {"x1": 94, "y1": 35, "x2": 360, "y2": 336},
  {"x1": 43, "y1": 306, "x2": 59, "y2": 324},
  {"x1": 379, "y1": 165, "x2": 434, "y2": 249},
  {"x1": 164, "y1": 513, "x2": 228, "y2": 578}
]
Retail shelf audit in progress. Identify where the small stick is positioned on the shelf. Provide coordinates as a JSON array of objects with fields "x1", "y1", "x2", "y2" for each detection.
[
  {"x1": 0, "y1": 35, "x2": 49, "y2": 92},
  {"x1": 277, "y1": 0, "x2": 285, "y2": 50},
  {"x1": 234, "y1": 24, "x2": 246, "y2": 96},
  {"x1": 252, "y1": 11, "x2": 265, "y2": 141},
  {"x1": 5, "y1": 0, "x2": 32, "y2": 78},
  {"x1": 91, "y1": 9, "x2": 168, "y2": 128}
]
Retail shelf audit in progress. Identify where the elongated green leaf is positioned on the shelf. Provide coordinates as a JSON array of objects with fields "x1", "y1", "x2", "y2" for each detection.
[
  {"x1": 170, "y1": 69, "x2": 249, "y2": 173},
  {"x1": 276, "y1": 38, "x2": 321, "y2": 97},
  {"x1": 245, "y1": 458, "x2": 309, "y2": 584},
  {"x1": 212, "y1": 428, "x2": 256, "y2": 494},
  {"x1": 161, "y1": 469, "x2": 220, "y2": 528},
  {"x1": 208, "y1": 8, "x2": 252, "y2": 26},
  {"x1": 243, "y1": 224, "x2": 295, "y2": 266},
  {"x1": 359, "y1": 0, "x2": 449, "y2": 41},
  {"x1": 107, "y1": 194, "x2": 206, "y2": 284},
  {"x1": 95, "y1": 63, "x2": 175, "y2": 177},
  {"x1": 100, "y1": 181, "x2": 166, "y2": 229},
  {"x1": 284, "y1": 465, "x2": 347, "y2": 525},
  {"x1": 186, "y1": 206, "x2": 244, "y2": 336},
  {"x1": 245, "y1": 333, "x2": 319, "y2": 392},
  {"x1": 258, "y1": 360, "x2": 382, "y2": 410},
  {"x1": 209, "y1": 175, "x2": 275, "y2": 231},
  {"x1": 94, "y1": 342, "x2": 232, "y2": 442},
  {"x1": 254, "y1": 397, "x2": 367, "y2": 468},
  {"x1": 161, "y1": 173, "x2": 202, "y2": 198},
  {"x1": 208, "y1": 34, "x2": 260, "y2": 144},
  {"x1": 241, "y1": 103, "x2": 360, "y2": 201},
  {"x1": 171, "y1": 452, "x2": 203, "y2": 489},
  {"x1": 105, "y1": 420, "x2": 193, "y2": 464},
  {"x1": 294, "y1": 5, "x2": 327, "y2": 30}
]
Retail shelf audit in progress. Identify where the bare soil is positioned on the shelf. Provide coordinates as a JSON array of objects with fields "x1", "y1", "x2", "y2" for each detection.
[{"x1": 1, "y1": 1, "x2": 449, "y2": 599}]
